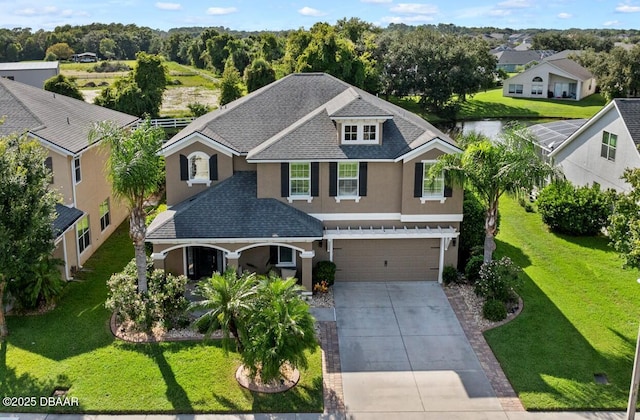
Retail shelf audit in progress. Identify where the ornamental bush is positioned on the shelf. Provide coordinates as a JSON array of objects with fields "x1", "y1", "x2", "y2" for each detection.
[
  {"x1": 483, "y1": 299, "x2": 507, "y2": 322},
  {"x1": 474, "y1": 256, "x2": 521, "y2": 303},
  {"x1": 442, "y1": 265, "x2": 460, "y2": 285},
  {"x1": 465, "y1": 255, "x2": 485, "y2": 284},
  {"x1": 536, "y1": 181, "x2": 614, "y2": 236},
  {"x1": 313, "y1": 260, "x2": 337, "y2": 286}
]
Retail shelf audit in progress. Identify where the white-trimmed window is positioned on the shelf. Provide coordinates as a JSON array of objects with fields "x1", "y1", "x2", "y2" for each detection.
[
  {"x1": 422, "y1": 162, "x2": 445, "y2": 200},
  {"x1": 188, "y1": 152, "x2": 209, "y2": 185},
  {"x1": 508, "y1": 84, "x2": 523, "y2": 94},
  {"x1": 290, "y1": 162, "x2": 311, "y2": 197},
  {"x1": 601, "y1": 131, "x2": 617, "y2": 161},
  {"x1": 338, "y1": 162, "x2": 359, "y2": 197},
  {"x1": 77, "y1": 215, "x2": 91, "y2": 253},
  {"x1": 531, "y1": 77, "x2": 543, "y2": 95},
  {"x1": 73, "y1": 156, "x2": 81, "y2": 184},
  {"x1": 341, "y1": 123, "x2": 379, "y2": 144},
  {"x1": 99, "y1": 198, "x2": 111, "y2": 231},
  {"x1": 277, "y1": 246, "x2": 295, "y2": 267},
  {"x1": 344, "y1": 125, "x2": 358, "y2": 141},
  {"x1": 363, "y1": 124, "x2": 376, "y2": 141}
]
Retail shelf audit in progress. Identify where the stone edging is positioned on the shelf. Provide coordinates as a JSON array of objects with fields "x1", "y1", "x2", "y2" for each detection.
[
  {"x1": 444, "y1": 287, "x2": 526, "y2": 412},
  {"x1": 235, "y1": 364, "x2": 300, "y2": 393}
]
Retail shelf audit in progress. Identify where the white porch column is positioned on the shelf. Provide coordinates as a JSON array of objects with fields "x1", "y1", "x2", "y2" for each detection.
[
  {"x1": 300, "y1": 250, "x2": 315, "y2": 294},
  {"x1": 328, "y1": 238, "x2": 334, "y2": 262},
  {"x1": 151, "y1": 252, "x2": 166, "y2": 271},
  {"x1": 438, "y1": 237, "x2": 446, "y2": 284},
  {"x1": 226, "y1": 251, "x2": 241, "y2": 273}
]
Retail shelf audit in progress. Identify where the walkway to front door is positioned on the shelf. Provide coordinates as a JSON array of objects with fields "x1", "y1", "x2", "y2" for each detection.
[{"x1": 335, "y1": 281, "x2": 503, "y2": 415}]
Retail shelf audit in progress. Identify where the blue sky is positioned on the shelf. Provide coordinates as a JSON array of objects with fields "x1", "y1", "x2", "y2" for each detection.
[{"x1": 0, "y1": 0, "x2": 639, "y2": 31}]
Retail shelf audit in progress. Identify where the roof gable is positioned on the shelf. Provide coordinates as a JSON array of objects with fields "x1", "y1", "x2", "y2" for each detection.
[{"x1": 615, "y1": 99, "x2": 640, "y2": 146}]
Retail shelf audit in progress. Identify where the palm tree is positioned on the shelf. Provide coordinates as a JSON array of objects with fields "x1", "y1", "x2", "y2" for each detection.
[
  {"x1": 191, "y1": 269, "x2": 258, "y2": 353},
  {"x1": 431, "y1": 125, "x2": 561, "y2": 263},
  {"x1": 90, "y1": 119, "x2": 165, "y2": 292},
  {"x1": 241, "y1": 274, "x2": 317, "y2": 383}
]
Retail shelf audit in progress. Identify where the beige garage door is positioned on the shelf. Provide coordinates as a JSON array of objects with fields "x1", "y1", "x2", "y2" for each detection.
[{"x1": 332, "y1": 238, "x2": 440, "y2": 282}]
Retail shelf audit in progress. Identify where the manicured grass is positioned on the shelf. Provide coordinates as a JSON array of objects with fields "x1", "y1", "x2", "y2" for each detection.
[
  {"x1": 457, "y1": 88, "x2": 606, "y2": 120},
  {"x1": 0, "y1": 222, "x2": 323, "y2": 414},
  {"x1": 485, "y1": 197, "x2": 640, "y2": 410}
]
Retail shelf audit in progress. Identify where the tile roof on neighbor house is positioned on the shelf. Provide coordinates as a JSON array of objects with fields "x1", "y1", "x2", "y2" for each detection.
[
  {"x1": 147, "y1": 171, "x2": 324, "y2": 241},
  {"x1": 615, "y1": 98, "x2": 640, "y2": 145},
  {"x1": 164, "y1": 73, "x2": 455, "y2": 161},
  {"x1": 0, "y1": 78, "x2": 138, "y2": 155},
  {"x1": 53, "y1": 203, "x2": 84, "y2": 238}
]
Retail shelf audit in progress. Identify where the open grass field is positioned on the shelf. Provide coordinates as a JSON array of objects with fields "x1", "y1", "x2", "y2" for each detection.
[
  {"x1": 485, "y1": 197, "x2": 640, "y2": 410},
  {"x1": 0, "y1": 222, "x2": 323, "y2": 414}
]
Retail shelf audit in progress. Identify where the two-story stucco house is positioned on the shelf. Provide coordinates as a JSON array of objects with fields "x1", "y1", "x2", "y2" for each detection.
[
  {"x1": 549, "y1": 98, "x2": 640, "y2": 192},
  {"x1": 0, "y1": 78, "x2": 138, "y2": 279},
  {"x1": 147, "y1": 73, "x2": 463, "y2": 291}
]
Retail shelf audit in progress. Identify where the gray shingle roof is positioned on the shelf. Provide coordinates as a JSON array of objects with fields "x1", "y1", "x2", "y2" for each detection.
[
  {"x1": 547, "y1": 58, "x2": 593, "y2": 81},
  {"x1": 0, "y1": 78, "x2": 138, "y2": 154},
  {"x1": 0, "y1": 61, "x2": 59, "y2": 71},
  {"x1": 164, "y1": 73, "x2": 455, "y2": 160},
  {"x1": 495, "y1": 50, "x2": 543, "y2": 66},
  {"x1": 147, "y1": 171, "x2": 323, "y2": 240},
  {"x1": 616, "y1": 98, "x2": 640, "y2": 146},
  {"x1": 53, "y1": 203, "x2": 84, "y2": 238}
]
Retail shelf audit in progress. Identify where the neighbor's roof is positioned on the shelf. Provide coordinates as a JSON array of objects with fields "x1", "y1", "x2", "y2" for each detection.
[
  {"x1": 0, "y1": 78, "x2": 138, "y2": 155},
  {"x1": 528, "y1": 119, "x2": 587, "y2": 152},
  {"x1": 546, "y1": 58, "x2": 593, "y2": 81},
  {"x1": 53, "y1": 203, "x2": 84, "y2": 239},
  {"x1": 163, "y1": 73, "x2": 456, "y2": 161},
  {"x1": 0, "y1": 61, "x2": 59, "y2": 71},
  {"x1": 147, "y1": 171, "x2": 324, "y2": 241},
  {"x1": 494, "y1": 50, "x2": 543, "y2": 66}
]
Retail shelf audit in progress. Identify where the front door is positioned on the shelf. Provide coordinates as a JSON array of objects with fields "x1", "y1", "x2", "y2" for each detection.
[{"x1": 186, "y1": 247, "x2": 222, "y2": 280}]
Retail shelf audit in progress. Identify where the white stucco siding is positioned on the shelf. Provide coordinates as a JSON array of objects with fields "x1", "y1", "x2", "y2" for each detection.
[{"x1": 554, "y1": 108, "x2": 640, "y2": 192}]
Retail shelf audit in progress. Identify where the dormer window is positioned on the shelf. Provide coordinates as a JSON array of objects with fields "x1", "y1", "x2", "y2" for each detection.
[
  {"x1": 179, "y1": 151, "x2": 218, "y2": 187},
  {"x1": 340, "y1": 122, "x2": 380, "y2": 144}
]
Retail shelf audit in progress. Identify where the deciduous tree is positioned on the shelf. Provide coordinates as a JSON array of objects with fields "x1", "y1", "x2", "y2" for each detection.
[{"x1": 43, "y1": 74, "x2": 84, "y2": 100}]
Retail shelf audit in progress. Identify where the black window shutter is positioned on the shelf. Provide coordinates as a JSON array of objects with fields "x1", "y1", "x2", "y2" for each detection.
[
  {"x1": 209, "y1": 154, "x2": 218, "y2": 181},
  {"x1": 280, "y1": 162, "x2": 289, "y2": 197},
  {"x1": 311, "y1": 162, "x2": 319, "y2": 197},
  {"x1": 329, "y1": 162, "x2": 338, "y2": 197},
  {"x1": 414, "y1": 162, "x2": 424, "y2": 198},
  {"x1": 359, "y1": 162, "x2": 368, "y2": 196},
  {"x1": 444, "y1": 170, "x2": 453, "y2": 197},
  {"x1": 179, "y1": 154, "x2": 188, "y2": 180}
]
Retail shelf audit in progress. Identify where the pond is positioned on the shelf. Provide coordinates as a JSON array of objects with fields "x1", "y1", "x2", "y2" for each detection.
[{"x1": 435, "y1": 118, "x2": 554, "y2": 139}]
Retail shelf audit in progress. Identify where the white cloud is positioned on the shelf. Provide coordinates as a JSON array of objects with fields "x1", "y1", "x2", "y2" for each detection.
[
  {"x1": 155, "y1": 2, "x2": 182, "y2": 11},
  {"x1": 497, "y1": 0, "x2": 531, "y2": 8},
  {"x1": 361, "y1": 0, "x2": 393, "y2": 3},
  {"x1": 557, "y1": 12, "x2": 572, "y2": 19},
  {"x1": 390, "y1": 3, "x2": 438, "y2": 14},
  {"x1": 206, "y1": 7, "x2": 238, "y2": 15},
  {"x1": 298, "y1": 6, "x2": 327, "y2": 16},
  {"x1": 603, "y1": 19, "x2": 621, "y2": 26},
  {"x1": 616, "y1": 2, "x2": 640, "y2": 12},
  {"x1": 381, "y1": 14, "x2": 436, "y2": 23},
  {"x1": 15, "y1": 6, "x2": 66, "y2": 16},
  {"x1": 15, "y1": 8, "x2": 37, "y2": 16},
  {"x1": 488, "y1": 9, "x2": 511, "y2": 17}
]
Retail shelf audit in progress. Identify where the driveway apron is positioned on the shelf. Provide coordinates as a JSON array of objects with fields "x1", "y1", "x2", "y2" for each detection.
[{"x1": 335, "y1": 281, "x2": 503, "y2": 416}]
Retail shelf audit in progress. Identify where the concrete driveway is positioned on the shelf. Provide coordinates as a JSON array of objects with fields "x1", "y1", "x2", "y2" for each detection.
[{"x1": 335, "y1": 281, "x2": 503, "y2": 416}]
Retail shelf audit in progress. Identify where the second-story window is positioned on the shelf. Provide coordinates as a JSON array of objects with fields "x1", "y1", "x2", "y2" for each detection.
[
  {"x1": 99, "y1": 198, "x2": 111, "y2": 231},
  {"x1": 344, "y1": 125, "x2": 358, "y2": 141},
  {"x1": 601, "y1": 131, "x2": 617, "y2": 162},
  {"x1": 73, "y1": 156, "x2": 81, "y2": 184},
  {"x1": 423, "y1": 162, "x2": 444, "y2": 199},
  {"x1": 338, "y1": 162, "x2": 359, "y2": 197},
  {"x1": 341, "y1": 123, "x2": 379, "y2": 143},
  {"x1": 363, "y1": 125, "x2": 376, "y2": 141},
  {"x1": 189, "y1": 152, "x2": 209, "y2": 180},
  {"x1": 290, "y1": 162, "x2": 311, "y2": 197}
]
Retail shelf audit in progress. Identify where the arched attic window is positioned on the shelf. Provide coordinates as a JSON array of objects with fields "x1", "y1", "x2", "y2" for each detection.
[
  {"x1": 179, "y1": 151, "x2": 218, "y2": 187},
  {"x1": 532, "y1": 76, "x2": 543, "y2": 82}
]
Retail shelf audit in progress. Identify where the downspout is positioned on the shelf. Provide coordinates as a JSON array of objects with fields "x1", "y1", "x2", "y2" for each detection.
[{"x1": 438, "y1": 237, "x2": 445, "y2": 284}]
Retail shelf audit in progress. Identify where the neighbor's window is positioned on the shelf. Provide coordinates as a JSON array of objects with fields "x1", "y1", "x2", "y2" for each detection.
[
  {"x1": 188, "y1": 152, "x2": 209, "y2": 180},
  {"x1": 73, "y1": 156, "x2": 81, "y2": 184},
  {"x1": 99, "y1": 198, "x2": 111, "y2": 231},
  {"x1": 531, "y1": 77, "x2": 543, "y2": 95},
  {"x1": 338, "y1": 162, "x2": 359, "y2": 197},
  {"x1": 278, "y1": 246, "x2": 295, "y2": 267},
  {"x1": 601, "y1": 131, "x2": 617, "y2": 161},
  {"x1": 423, "y1": 162, "x2": 444, "y2": 198},
  {"x1": 508, "y1": 84, "x2": 523, "y2": 94},
  {"x1": 77, "y1": 215, "x2": 91, "y2": 253},
  {"x1": 290, "y1": 162, "x2": 311, "y2": 196}
]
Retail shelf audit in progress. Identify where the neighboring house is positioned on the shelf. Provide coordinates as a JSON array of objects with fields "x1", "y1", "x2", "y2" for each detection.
[
  {"x1": 528, "y1": 119, "x2": 588, "y2": 154},
  {"x1": 0, "y1": 61, "x2": 59, "y2": 89},
  {"x1": 0, "y1": 78, "x2": 138, "y2": 279},
  {"x1": 72, "y1": 52, "x2": 98, "y2": 63},
  {"x1": 549, "y1": 98, "x2": 640, "y2": 192},
  {"x1": 502, "y1": 57, "x2": 596, "y2": 100},
  {"x1": 493, "y1": 50, "x2": 549, "y2": 73},
  {"x1": 147, "y1": 73, "x2": 463, "y2": 290}
]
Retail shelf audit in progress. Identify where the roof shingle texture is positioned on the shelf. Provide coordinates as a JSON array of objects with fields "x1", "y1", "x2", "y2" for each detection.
[
  {"x1": 616, "y1": 98, "x2": 640, "y2": 146},
  {"x1": 147, "y1": 171, "x2": 324, "y2": 240},
  {"x1": 0, "y1": 78, "x2": 138, "y2": 154},
  {"x1": 53, "y1": 203, "x2": 84, "y2": 238}
]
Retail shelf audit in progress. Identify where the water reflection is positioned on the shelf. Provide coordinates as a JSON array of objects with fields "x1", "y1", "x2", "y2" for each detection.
[{"x1": 436, "y1": 119, "x2": 551, "y2": 140}]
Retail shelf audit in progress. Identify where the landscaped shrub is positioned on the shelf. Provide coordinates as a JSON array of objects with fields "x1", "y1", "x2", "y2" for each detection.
[
  {"x1": 459, "y1": 193, "x2": 487, "y2": 269},
  {"x1": 10, "y1": 256, "x2": 64, "y2": 310},
  {"x1": 475, "y1": 256, "x2": 522, "y2": 303},
  {"x1": 483, "y1": 299, "x2": 507, "y2": 322},
  {"x1": 442, "y1": 265, "x2": 460, "y2": 285},
  {"x1": 536, "y1": 181, "x2": 614, "y2": 236},
  {"x1": 187, "y1": 102, "x2": 211, "y2": 117},
  {"x1": 313, "y1": 260, "x2": 337, "y2": 286},
  {"x1": 465, "y1": 255, "x2": 485, "y2": 284},
  {"x1": 93, "y1": 61, "x2": 131, "y2": 73},
  {"x1": 106, "y1": 258, "x2": 189, "y2": 331}
]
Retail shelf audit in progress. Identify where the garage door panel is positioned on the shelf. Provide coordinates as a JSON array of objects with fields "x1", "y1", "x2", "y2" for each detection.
[{"x1": 333, "y1": 239, "x2": 439, "y2": 282}]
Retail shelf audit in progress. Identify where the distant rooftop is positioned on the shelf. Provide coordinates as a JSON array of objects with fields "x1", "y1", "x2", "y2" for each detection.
[{"x1": 0, "y1": 61, "x2": 59, "y2": 71}]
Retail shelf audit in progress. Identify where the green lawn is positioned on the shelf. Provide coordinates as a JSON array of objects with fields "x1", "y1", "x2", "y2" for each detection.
[
  {"x1": 457, "y1": 88, "x2": 606, "y2": 120},
  {"x1": 485, "y1": 197, "x2": 640, "y2": 410},
  {"x1": 0, "y1": 222, "x2": 323, "y2": 414}
]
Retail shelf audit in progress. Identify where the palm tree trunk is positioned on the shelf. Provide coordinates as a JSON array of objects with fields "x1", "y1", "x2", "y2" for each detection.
[
  {"x1": 0, "y1": 278, "x2": 8, "y2": 339},
  {"x1": 484, "y1": 201, "x2": 499, "y2": 263},
  {"x1": 130, "y1": 207, "x2": 148, "y2": 293},
  {"x1": 229, "y1": 318, "x2": 244, "y2": 353}
]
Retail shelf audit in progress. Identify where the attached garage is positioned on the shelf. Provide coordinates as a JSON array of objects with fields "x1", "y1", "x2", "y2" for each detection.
[{"x1": 332, "y1": 238, "x2": 440, "y2": 282}]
